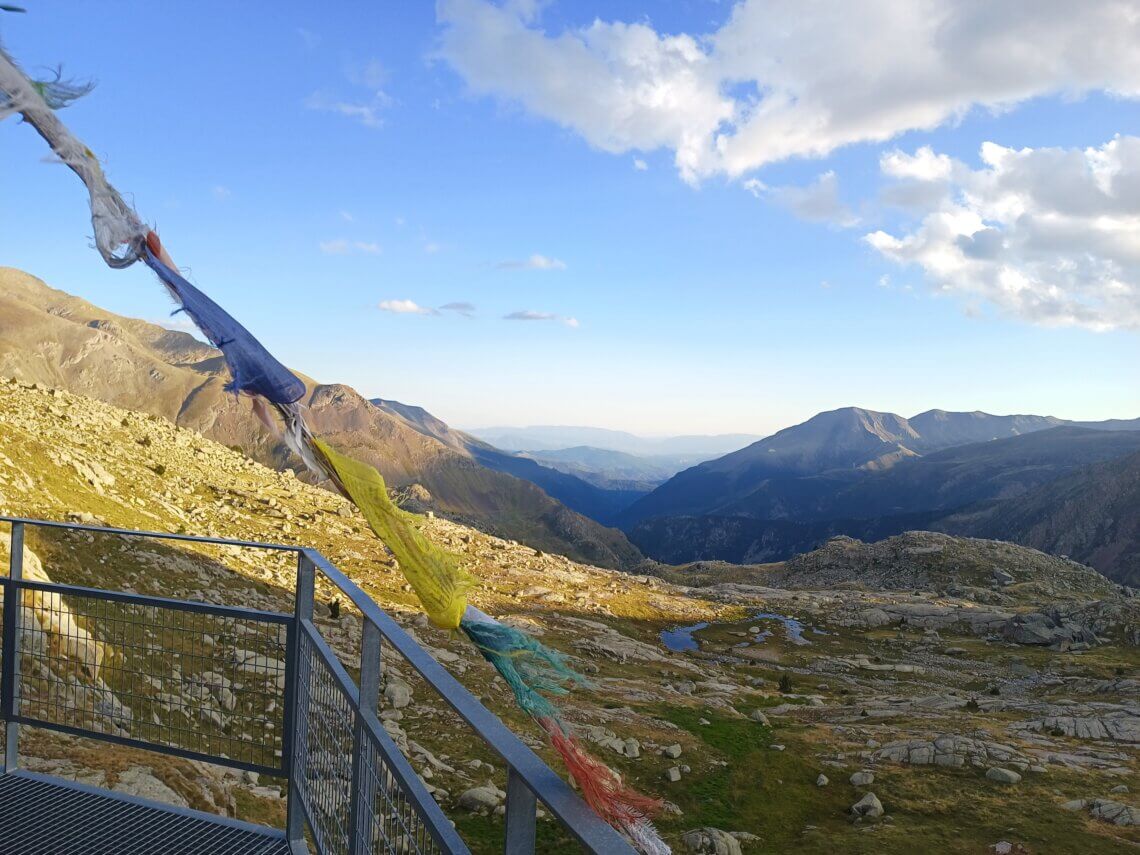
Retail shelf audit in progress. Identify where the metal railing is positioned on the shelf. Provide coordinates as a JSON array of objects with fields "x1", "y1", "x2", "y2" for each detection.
[{"x1": 0, "y1": 516, "x2": 636, "y2": 855}]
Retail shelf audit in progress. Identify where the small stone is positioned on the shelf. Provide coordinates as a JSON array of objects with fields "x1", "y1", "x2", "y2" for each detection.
[
  {"x1": 769, "y1": 744, "x2": 785, "y2": 752},
  {"x1": 749, "y1": 710, "x2": 771, "y2": 725},
  {"x1": 816, "y1": 774, "x2": 829, "y2": 787},
  {"x1": 663, "y1": 744, "x2": 683, "y2": 759},
  {"x1": 666, "y1": 766, "x2": 682, "y2": 783},
  {"x1": 850, "y1": 771, "x2": 874, "y2": 787},
  {"x1": 986, "y1": 767, "x2": 1021, "y2": 785}
]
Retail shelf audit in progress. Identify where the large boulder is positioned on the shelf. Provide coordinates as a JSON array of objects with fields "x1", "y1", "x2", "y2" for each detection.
[
  {"x1": 681, "y1": 827, "x2": 743, "y2": 855},
  {"x1": 851, "y1": 792, "x2": 884, "y2": 818},
  {"x1": 986, "y1": 767, "x2": 1022, "y2": 785},
  {"x1": 1001, "y1": 612, "x2": 1097, "y2": 648},
  {"x1": 457, "y1": 786, "x2": 502, "y2": 814}
]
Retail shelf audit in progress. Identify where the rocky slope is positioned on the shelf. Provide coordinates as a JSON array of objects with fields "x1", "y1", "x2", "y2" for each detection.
[
  {"x1": 1, "y1": 379, "x2": 1137, "y2": 852},
  {"x1": 940, "y1": 450, "x2": 1140, "y2": 587},
  {"x1": 0, "y1": 267, "x2": 640, "y2": 569}
]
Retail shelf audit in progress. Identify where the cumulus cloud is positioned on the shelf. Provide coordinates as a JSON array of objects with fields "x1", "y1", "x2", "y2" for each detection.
[
  {"x1": 881, "y1": 146, "x2": 954, "y2": 182},
  {"x1": 437, "y1": 0, "x2": 1140, "y2": 183},
  {"x1": 503, "y1": 310, "x2": 578, "y2": 327},
  {"x1": 319, "y1": 239, "x2": 382, "y2": 255},
  {"x1": 496, "y1": 253, "x2": 566, "y2": 270},
  {"x1": 866, "y1": 136, "x2": 1140, "y2": 330},
  {"x1": 379, "y1": 299, "x2": 437, "y2": 315},
  {"x1": 746, "y1": 171, "x2": 857, "y2": 226},
  {"x1": 633, "y1": 157, "x2": 648, "y2": 171}
]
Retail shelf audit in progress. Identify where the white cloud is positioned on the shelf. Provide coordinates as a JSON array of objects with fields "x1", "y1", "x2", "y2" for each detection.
[
  {"x1": 748, "y1": 170, "x2": 858, "y2": 226},
  {"x1": 504, "y1": 310, "x2": 579, "y2": 327},
  {"x1": 305, "y1": 92, "x2": 388, "y2": 128},
  {"x1": 496, "y1": 253, "x2": 566, "y2": 270},
  {"x1": 633, "y1": 157, "x2": 648, "y2": 171},
  {"x1": 319, "y1": 239, "x2": 382, "y2": 255},
  {"x1": 339, "y1": 210, "x2": 355, "y2": 222},
  {"x1": 437, "y1": 0, "x2": 1140, "y2": 183},
  {"x1": 211, "y1": 185, "x2": 231, "y2": 200},
  {"x1": 440, "y1": 301, "x2": 477, "y2": 317},
  {"x1": 380, "y1": 299, "x2": 437, "y2": 315},
  {"x1": 881, "y1": 146, "x2": 954, "y2": 182},
  {"x1": 866, "y1": 136, "x2": 1140, "y2": 331},
  {"x1": 306, "y1": 60, "x2": 392, "y2": 129}
]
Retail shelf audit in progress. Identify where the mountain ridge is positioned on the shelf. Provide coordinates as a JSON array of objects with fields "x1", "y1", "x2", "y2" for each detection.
[
  {"x1": 620, "y1": 405, "x2": 1139, "y2": 528},
  {"x1": 0, "y1": 267, "x2": 642, "y2": 569}
]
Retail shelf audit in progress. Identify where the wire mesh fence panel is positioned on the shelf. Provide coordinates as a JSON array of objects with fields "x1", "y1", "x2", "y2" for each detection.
[
  {"x1": 14, "y1": 581, "x2": 288, "y2": 771},
  {"x1": 295, "y1": 625, "x2": 355, "y2": 854},
  {"x1": 356, "y1": 726, "x2": 444, "y2": 855}
]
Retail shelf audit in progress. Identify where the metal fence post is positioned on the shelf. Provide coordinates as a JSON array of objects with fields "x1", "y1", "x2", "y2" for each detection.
[
  {"x1": 285, "y1": 550, "x2": 315, "y2": 850},
  {"x1": 349, "y1": 617, "x2": 382, "y2": 855},
  {"x1": 504, "y1": 767, "x2": 537, "y2": 853},
  {"x1": 2, "y1": 522, "x2": 23, "y2": 774}
]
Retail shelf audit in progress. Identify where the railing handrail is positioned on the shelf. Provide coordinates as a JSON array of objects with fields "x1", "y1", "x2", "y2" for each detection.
[
  {"x1": 11, "y1": 576, "x2": 292, "y2": 623},
  {"x1": 300, "y1": 548, "x2": 636, "y2": 854},
  {"x1": 1, "y1": 516, "x2": 636, "y2": 854},
  {"x1": 0, "y1": 515, "x2": 301, "y2": 553}
]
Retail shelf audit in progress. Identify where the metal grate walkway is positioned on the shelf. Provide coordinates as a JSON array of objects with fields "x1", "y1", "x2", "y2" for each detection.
[{"x1": 0, "y1": 772, "x2": 291, "y2": 854}]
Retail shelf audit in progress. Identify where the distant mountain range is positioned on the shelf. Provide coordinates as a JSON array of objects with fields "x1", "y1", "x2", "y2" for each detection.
[
  {"x1": 619, "y1": 406, "x2": 1140, "y2": 584},
  {"x1": 0, "y1": 268, "x2": 641, "y2": 569},
  {"x1": 371, "y1": 399, "x2": 647, "y2": 521},
  {"x1": 467, "y1": 424, "x2": 761, "y2": 457},
  {"x1": 516, "y1": 446, "x2": 687, "y2": 491}
]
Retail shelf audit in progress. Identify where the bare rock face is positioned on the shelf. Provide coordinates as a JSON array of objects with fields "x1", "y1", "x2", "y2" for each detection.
[
  {"x1": 566, "y1": 618, "x2": 671, "y2": 664},
  {"x1": 873, "y1": 735, "x2": 1028, "y2": 769},
  {"x1": 1063, "y1": 798, "x2": 1139, "y2": 827},
  {"x1": 113, "y1": 767, "x2": 189, "y2": 808}
]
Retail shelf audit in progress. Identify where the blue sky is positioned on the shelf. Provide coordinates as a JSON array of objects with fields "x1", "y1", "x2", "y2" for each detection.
[{"x1": 3, "y1": 1, "x2": 1140, "y2": 435}]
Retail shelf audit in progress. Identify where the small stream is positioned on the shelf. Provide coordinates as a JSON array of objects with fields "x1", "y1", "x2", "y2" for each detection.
[{"x1": 661, "y1": 611, "x2": 816, "y2": 653}]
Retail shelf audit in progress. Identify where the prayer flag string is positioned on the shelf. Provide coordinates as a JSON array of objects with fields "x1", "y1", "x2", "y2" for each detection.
[{"x1": 0, "y1": 45, "x2": 667, "y2": 853}]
